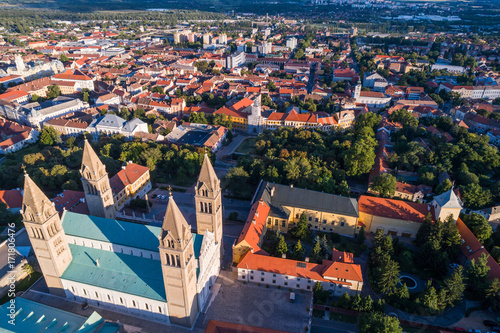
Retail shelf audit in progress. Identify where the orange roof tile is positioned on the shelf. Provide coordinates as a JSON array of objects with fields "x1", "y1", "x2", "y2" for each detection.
[{"x1": 358, "y1": 195, "x2": 429, "y2": 223}]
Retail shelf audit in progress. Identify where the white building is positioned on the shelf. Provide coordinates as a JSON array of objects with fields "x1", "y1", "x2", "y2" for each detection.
[
  {"x1": 286, "y1": 38, "x2": 298, "y2": 50},
  {"x1": 20, "y1": 99, "x2": 89, "y2": 128},
  {"x1": 225, "y1": 52, "x2": 246, "y2": 69},
  {"x1": 7, "y1": 55, "x2": 64, "y2": 81},
  {"x1": 87, "y1": 114, "x2": 148, "y2": 139}
]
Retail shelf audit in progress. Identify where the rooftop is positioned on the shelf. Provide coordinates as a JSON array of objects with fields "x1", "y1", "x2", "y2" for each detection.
[
  {"x1": 0, "y1": 297, "x2": 112, "y2": 333},
  {"x1": 61, "y1": 244, "x2": 166, "y2": 302},
  {"x1": 253, "y1": 181, "x2": 359, "y2": 219}
]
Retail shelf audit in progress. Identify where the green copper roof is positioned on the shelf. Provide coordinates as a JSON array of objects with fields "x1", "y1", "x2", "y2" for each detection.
[
  {"x1": 62, "y1": 211, "x2": 162, "y2": 252},
  {"x1": 0, "y1": 298, "x2": 113, "y2": 333},
  {"x1": 61, "y1": 244, "x2": 166, "y2": 302},
  {"x1": 61, "y1": 212, "x2": 205, "y2": 258}
]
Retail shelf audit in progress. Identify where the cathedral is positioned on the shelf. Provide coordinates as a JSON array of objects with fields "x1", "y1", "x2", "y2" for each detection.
[
  {"x1": 7, "y1": 55, "x2": 65, "y2": 81},
  {"x1": 21, "y1": 140, "x2": 223, "y2": 328}
]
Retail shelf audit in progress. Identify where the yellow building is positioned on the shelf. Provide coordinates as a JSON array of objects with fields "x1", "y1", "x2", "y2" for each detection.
[
  {"x1": 109, "y1": 162, "x2": 152, "y2": 211},
  {"x1": 214, "y1": 107, "x2": 247, "y2": 131},
  {"x1": 358, "y1": 195, "x2": 429, "y2": 238},
  {"x1": 253, "y1": 181, "x2": 360, "y2": 237}
]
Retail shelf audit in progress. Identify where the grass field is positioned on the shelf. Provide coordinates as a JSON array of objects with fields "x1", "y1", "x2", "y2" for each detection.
[{"x1": 235, "y1": 138, "x2": 258, "y2": 154}]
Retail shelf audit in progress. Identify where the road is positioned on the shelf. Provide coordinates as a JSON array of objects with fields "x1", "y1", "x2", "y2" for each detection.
[{"x1": 307, "y1": 62, "x2": 318, "y2": 94}]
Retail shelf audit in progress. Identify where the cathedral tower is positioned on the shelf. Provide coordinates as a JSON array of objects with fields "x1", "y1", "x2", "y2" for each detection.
[
  {"x1": 21, "y1": 174, "x2": 72, "y2": 297},
  {"x1": 80, "y1": 140, "x2": 116, "y2": 219},
  {"x1": 195, "y1": 154, "x2": 223, "y2": 244},
  {"x1": 159, "y1": 193, "x2": 199, "y2": 328}
]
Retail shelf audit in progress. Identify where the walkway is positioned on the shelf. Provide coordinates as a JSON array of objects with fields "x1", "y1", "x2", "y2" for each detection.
[{"x1": 215, "y1": 132, "x2": 254, "y2": 159}]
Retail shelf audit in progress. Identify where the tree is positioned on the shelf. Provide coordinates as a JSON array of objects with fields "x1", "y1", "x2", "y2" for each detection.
[
  {"x1": 266, "y1": 80, "x2": 277, "y2": 92},
  {"x1": 395, "y1": 284, "x2": 410, "y2": 301},
  {"x1": 65, "y1": 136, "x2": 76, "y2": 148},
  {"x1": 462, "y1": 213, "x2": 493, "y2": 244},
  {"x1": 376, "y1": 259, "x2": 400, "y2": 295},
  {"x1": 461, "y1": 183, "x2": 492, "y2": 209},
  {"x1": 293, "y1": 240, "x2": 305, "y2": 260},
  {"x1": 355, "y1": 112, "x2": 382, "y2": 131},
  {"x1": 224, "y1": 167, "x2": 250, "y2": 198},
  {"x1": 415, "y1": 213, "x2": 434, "y2": 245},
  {"x1": 47, "y1": 85, "x2": 61, "y2": 99},
  {"x1": 311, "y1": 236, "x2": 322, "y2": 262},
  {"x1": 22, "y1": 263, "x2": 34, "y2": 276},
  {"x1": 40, "y1": 127, "x2": 61, "y2": 146},
  {"x1": 276, "y1": 233, "x2": 288, "y2": 257},
  {"x1": 467, "y1": 253, "x2": 491, "y2": 296},
  {"x1": 435, "y1": 179, "x2": 452, "y2": 195},
  {"x1": 292, "y1": 212, "x2": 309, "y2": 240},
  {"x1": 441, "y1": 266, "x2": 466, "y2": 308},
  {"x1": 59, "y1": 54, "x2": 70, "y2": 62},
  {"x1": 370, "y1": 173, "x2": 396, "y2": 197},
  {"x1": 151, "y1": 86, "x2": 164, "y2": 94},
  {"x1": 357, "y1": 226, "x2": 366, "y2": 244},
  {"x1": 343, "y1": 139, "x2": 376, "y2": 176},
  {"x1": 81, "y1": 89, "x2": 89, "y2": 103},
  {"x1": 416, "y1": 282, "x2": 440, "y2": 313},
  {"x1": 358, "y1": 312, "x2": 402, "y2": 333},
  {"x1": 389, "y1": 108, "x2": 418, "y2": 127}
]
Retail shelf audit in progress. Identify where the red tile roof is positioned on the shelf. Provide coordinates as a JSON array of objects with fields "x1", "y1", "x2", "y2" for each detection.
[
  {"x1": 358, "y1": 195, "x2": 430, "y2": 223},
  {"x1": 236, "y1": 200, "x2": 270, "y2": 253},
  {"x1": 456, "y1": 218, "x2": 500, "y2": 281},
  {"x1": 0, "y1": 189, "x2": 23, "y2": 209},
  {"x1": 109, "y1": 163, "x2": 149, "y2": 195}
]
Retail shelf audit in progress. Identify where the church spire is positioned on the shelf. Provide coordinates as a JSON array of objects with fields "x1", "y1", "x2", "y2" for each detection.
[
  {"x1": 161, "y1": 193, "x2": 191, "y2": 247},
  {"x1": 80, "y1": 139, "x2": 116, "y2": 219},
  {"x1": 22, "y1": 174, "x2": 57, "y2": 224},
  {"x1": 197, "y1": 154, "x2": 218, "y2": 192},
  {"x1": 81, "y1": 139, "x2": 105, "y2": 179}
]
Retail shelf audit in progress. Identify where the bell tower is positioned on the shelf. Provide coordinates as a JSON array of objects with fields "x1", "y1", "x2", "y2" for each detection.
[
  {"x1": 80, "y1": 140, "x2": 116, "y2": 219},
  {"x1": 21, "y1": 174, "x2": 72, "y2": 297},
  {"x1": 195, "y1": 154, "x2": 223, "y2": 244},
  {"x1": 159, "y1": 192, "x2": 199, "y2": 328},
  {"x1": 354, "y1": 79, "x2": 361, "y2": 101}
]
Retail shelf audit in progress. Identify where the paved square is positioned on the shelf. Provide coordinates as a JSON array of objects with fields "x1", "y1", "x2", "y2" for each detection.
[{"x1": 196, "y1": 270, "x2": 312, "y2": 333}]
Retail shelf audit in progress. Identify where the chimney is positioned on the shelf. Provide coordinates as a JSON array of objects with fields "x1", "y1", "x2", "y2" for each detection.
[
  {"x1": 271, "y1": 187, "x2": 275, "y2": 196},
  {"x1": 255, "y1": 211, "x2": 259, "y2": 218},
  {"x1": 96, "y1": 259, "x2": 100, "y2": 267},
  {"x1": 252, "y1": 219, "x2": 256, "y2": 225},
  {"x1": 305, "y1": 257, "x2": 309, "y2": 262},
  {"x1": 282, "y1": 253, "x2": 286, "y2": 259},
  {"x1": 290, "y1": 184, "x2": 293, "y2": 188}
]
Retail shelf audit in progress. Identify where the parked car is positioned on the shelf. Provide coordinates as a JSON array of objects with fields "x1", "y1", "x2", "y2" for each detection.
[
  {"x1": 151, "y1": 194, "x2": 157, "y2": 199},
  {"x1": 469, "y1": 329, "x2": 481, "y2": 333}
]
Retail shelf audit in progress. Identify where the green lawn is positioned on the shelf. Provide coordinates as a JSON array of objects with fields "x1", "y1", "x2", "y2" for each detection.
[
  {"x1": 235, "y1": 138, "x2": 258, "y2": 154},
  {"x1": 0, "y1": 272, "x2": 42, "y2": 305}
]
